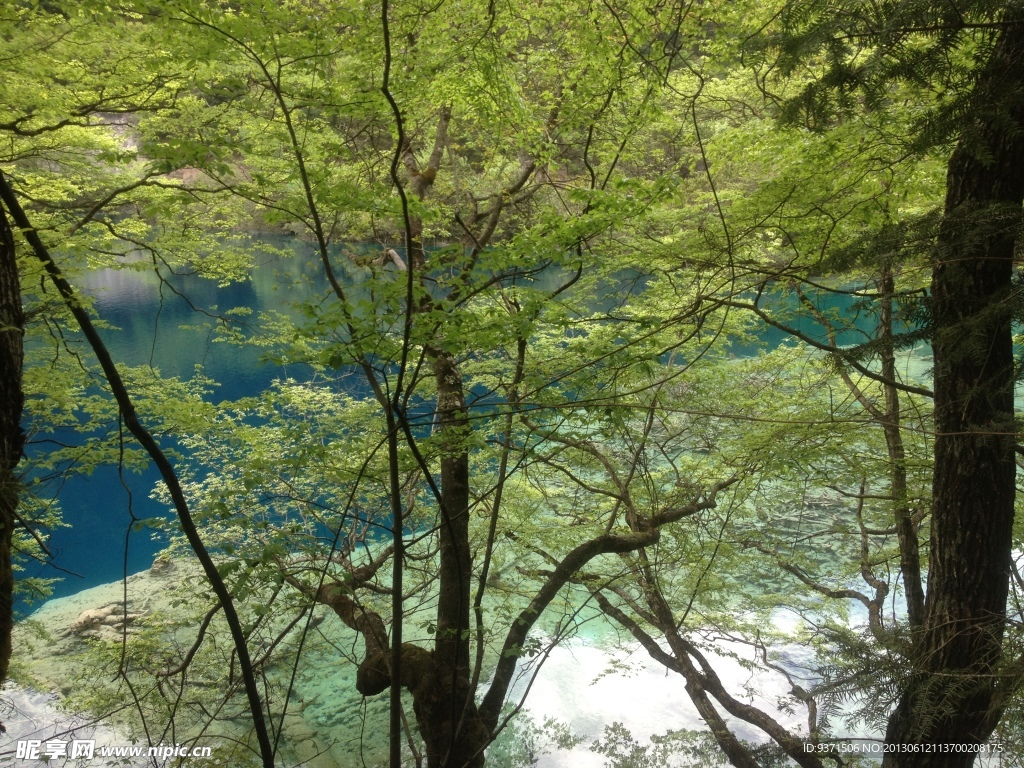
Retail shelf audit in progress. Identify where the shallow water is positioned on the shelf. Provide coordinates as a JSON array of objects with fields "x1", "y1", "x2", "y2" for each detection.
[{"x1": 1, "y1": 684, "x2": 135, "y2": 768}]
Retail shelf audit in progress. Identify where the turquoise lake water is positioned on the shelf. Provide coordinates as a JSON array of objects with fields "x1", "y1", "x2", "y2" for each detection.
[
  {"x1": 19, "y1": 239, "x2": 895, "y2": 606},
  {"x1": 22, "y1": 237, "x2": 328, "y2": 602}
]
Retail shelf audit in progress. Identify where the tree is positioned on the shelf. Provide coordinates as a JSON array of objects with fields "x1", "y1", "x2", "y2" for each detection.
[
  {"x1": 514, "y1": 0, "x2": 1024, "y2": 762},
  {"x1": 5, "y1": 0, "x2": 720, "y2": 765},
  {"x1": 0, "y1": 4, "x2": 279, "y2": 759},
  {"x1": 7, "y1": 0, "x2": 1022, "y2": 765},
  {"x1": 0, "y1": 173, "x2": 24, "y2": 698},
  {"x1": 763, "y1": 2, "x2": 1024, "y2": 761},
  {"x1": 884, "y1": 13, "x2": 1024, "y2": 764},
  {"x1": 0, "y1": 0, "x2": 176, "y2": 702},
  {"x1": 137, "y1": 2, "x2": 719, "y2": 763}
]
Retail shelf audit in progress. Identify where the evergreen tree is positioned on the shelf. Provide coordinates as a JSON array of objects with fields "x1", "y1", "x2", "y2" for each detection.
[{"x1": 768, "y1": 2, "x2": 1024, "y2": 762}]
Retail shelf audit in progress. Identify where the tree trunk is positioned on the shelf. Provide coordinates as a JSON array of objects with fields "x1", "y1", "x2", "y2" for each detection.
[
  {"x1": 430, "y1": 348, "x2": 476, "y2": 766},
  {"x1": 432, "y1": 351, "x2": 472, "y2": 678},
  {"x1": 405, "y1": 656, "x2": 488, "y2": 768},
  {"x1": 0, "y1": 202, "x2": 24, "y2": 689},
  {"x1": 883, "y1": 15, "x2": 1024, "y2": 765},
  {"x1": 878, "y1": 262, "x2": 925, "y2": 630}
]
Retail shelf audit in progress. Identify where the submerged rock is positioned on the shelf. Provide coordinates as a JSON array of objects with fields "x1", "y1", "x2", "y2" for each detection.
[{"x1": 67, "y1": 604, "x2": 145, "y2": 641}]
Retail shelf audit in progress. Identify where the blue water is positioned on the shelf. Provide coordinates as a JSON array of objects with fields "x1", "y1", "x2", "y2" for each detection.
[
  {"x1": 18, "y1": 241, "x2": 891, "y2": 608},
  {"x1": 20, "y1": 238, "x2": 332, "y2": 605}
]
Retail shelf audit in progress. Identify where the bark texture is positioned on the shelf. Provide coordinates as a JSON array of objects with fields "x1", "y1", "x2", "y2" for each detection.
[
  {"x1": 883, "y1": 14, "x2": 1024, "y2": 766},
  {"x1": 0, "y1": 202, "x2": 24, "y2": 687}
]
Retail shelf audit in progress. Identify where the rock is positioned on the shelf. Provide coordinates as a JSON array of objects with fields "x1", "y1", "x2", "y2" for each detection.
[
  {"x1": 67, "y1": 604, "x2": 145, "y2": 639},
  {"x1": 69, "y1": 607, "x2": 114, "y2": 634},
  {"x1": 279, "y1": 713, "x2": 338, "y2": 768},
  {"x1": 150, "y1": 554, "x2": 175, "y2": 575}
]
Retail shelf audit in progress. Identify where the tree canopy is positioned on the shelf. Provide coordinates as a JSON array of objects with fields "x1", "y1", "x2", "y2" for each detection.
[{"x1": 2, "y1": 1, "x2": 1023, "y2": 767}]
